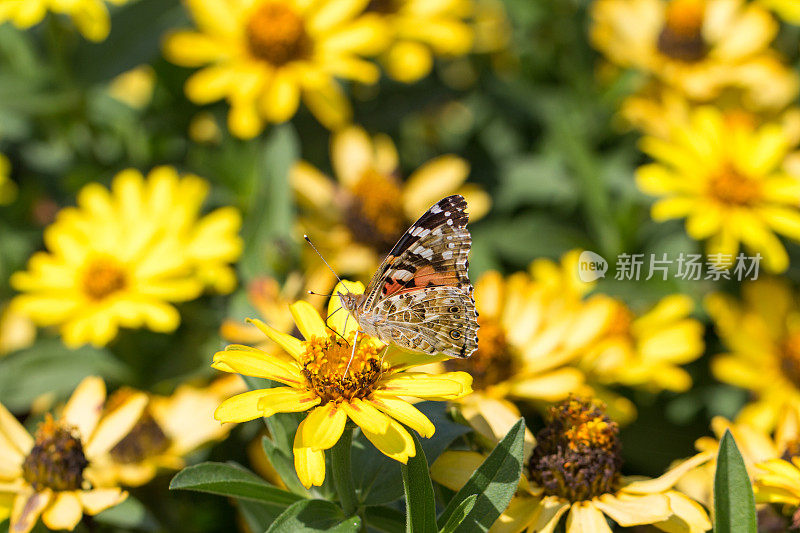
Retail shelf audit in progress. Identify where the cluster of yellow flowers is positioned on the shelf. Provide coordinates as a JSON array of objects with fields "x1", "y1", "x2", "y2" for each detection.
[{"x1": 592, "y1": 0, "x2": 800, "y2": 273}]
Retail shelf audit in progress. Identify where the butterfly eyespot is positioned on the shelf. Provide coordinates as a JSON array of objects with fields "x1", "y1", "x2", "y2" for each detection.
[
  {"x1": 449, "y1": 330, "x2": 462, "y2": 340},
  {"x1": 449, "y1": 306, "x2": 460, "y2": 313}
]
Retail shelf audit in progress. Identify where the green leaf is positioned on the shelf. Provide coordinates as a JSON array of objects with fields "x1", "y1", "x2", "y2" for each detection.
[
  {"x1": 714, "y1": 430, "x2": 757, "y2": 533},
  {"x1": 353, "y1": 401, "x2": 470, "y2": 506},
  {"x1": 363, "y1": 506, "x2": 406, "y2": 533},
  {"x1": 402, "y1": 434, "x2": 437, "y2": 533},
  {"x1": 170, "y1": 462, "x2": 302, "y2": 507},
  {"x1": 266, "y1": 500, "x2": 361, "y2": 533},
  {"x1": 237, "y1": 499, "x2": 288, "y2": 533},
  {"x1": 438, "y1": 494, "x2": 477, "y2": 533},
  {"x1": 436, "y1": 418, "x2": 525, "y2": 533},
  {"x1": 94, "y1": 496, "x2": 158, "y2": 530},
  {"x1": 0, "y1": 339, "x2": 130, "y2": 411}
]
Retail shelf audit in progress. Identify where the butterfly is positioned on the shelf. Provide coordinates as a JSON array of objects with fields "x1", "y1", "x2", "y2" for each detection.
[{"x1": 337, "y1": 195, "x2": 478, "y2": 358}]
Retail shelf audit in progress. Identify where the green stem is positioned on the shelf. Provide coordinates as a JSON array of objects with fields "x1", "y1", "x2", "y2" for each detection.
[{"x1": 331, "y1": 426, "x2": 358, "y2": 518}]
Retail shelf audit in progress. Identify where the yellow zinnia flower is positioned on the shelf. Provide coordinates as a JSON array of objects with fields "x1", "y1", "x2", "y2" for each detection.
[
  {"x1": 212, "y1": 280, "x2": 473, "y2": 489},
  {"x1": 636, "y1": 106, "x2": 800, "y2": 273},
  {"x1": 590, "y1": 0, "x2": 798, "y2": 110},
  {"x1": 0, "y1": 376, "x2": 147, "y2": 533},
  {"x1": 163, "y1": 0, "x2": 388, "y2": 138},
  {"x1": 706, "y1": 278, "x2": 800, "y2": 431},
  {"x1": 90, "y1": 375, "x2": 245, "y2": 487},
  {"x1": 578, "y1": 294, "x2": 705, "y2": 393},
  {"x1": 0, "y1": 0, "x2": 127, "y2": 41},
  {"x1": 292, "y1": 124, "x2": 490, "y2": 285},
  {"x1": 754, "y1": 457, "x2": 800, "y2": 526},
  {"x1": 367, "y1": 0, "x2": 474, "y2": 83},
  {"x1": 432, "y1": 397, "x2": 713, "y2": 533},
  {"x1": 10, "y1": 166, "x2": 243, "y2": 347}
]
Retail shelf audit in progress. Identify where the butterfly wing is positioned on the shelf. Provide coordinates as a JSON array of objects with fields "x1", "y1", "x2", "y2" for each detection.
[
  {"x1": 372, "y1": 286, "x2": 478, "y2": 358},
  {"x1": 361, "y1": 195, "x2": 472, "y2": 309}
]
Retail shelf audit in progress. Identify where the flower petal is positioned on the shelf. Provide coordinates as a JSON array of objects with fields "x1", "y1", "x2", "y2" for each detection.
[
  {"x1": 359, "y1": 416, "x2": 415, "y2": 464},
  {"x1": 41, "y1": 492, "x2": 83, "y2": 531},
  {"x1": 530, "y1": 496, "x2": 570, "y2": 533},
  {"x1": 623, "y1": 451, "x2": 714, "y2": 494},
  {"x1": 85, "y1": 391, "x2": 148, "y2": 458},
  {"x1": 377, "y1": 372, "x2": 472, "y2": 399},
  {"x1": 293, "y1": 417, "x2": 326, "y2": 489},
  {"x1": 215, "y1": 390, "x2": 275, "y2": 423},
  {"x1": 300, "y1": 403, "x2": 347, "y2": 451},
  {"x1": 652, "y1": 491, "x2": 712, "y2": 532},
  {"x1": 342, "y1": 398, "x2": 391, "y2": 435},
  {"x1": 0, "y1": 402, "x2": 32, "y2": 456},
  {"x1": 11, "y1": 489, "x2": 52, "y2": 533},
  {"x1": 212, "y1": 348, "x2": 303, "y2": 386},
  {"x1": 430, "y1": 450, "x2": 485, "y2": 491},
  {"x1": 290, "y1": 301, "x2": 328, "y2": 340},
  {"x1": 593, "y1": 493, "x2": 670, "y2": 526},
  {"x1": 256, "y1": 387, "x2": 321, "y2": 417},
  {"x1": 78, "y1": 488, "x2": 127, "y2": 515},
  {"x1": 566, "y1": 501, "x2": 612, "y2": 533},
  {"x1": 245, "y1": 318, "x2": 304, "y2": 360},
  {"x1": 62, "y1": 376, "x2": 106, "y2": 441},
  {"x1": 368, "y1": 396, "x2": 434, "y2": 438}
]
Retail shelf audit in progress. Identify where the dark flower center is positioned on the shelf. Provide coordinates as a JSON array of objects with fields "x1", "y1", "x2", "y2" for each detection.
[
  {"x1": 656, "y1": 0, "x2": 708, "y2": 62},
  {"x1": 301, "y1": 334, "x2": 384, "y2": 403},
  {"x1": 22, "y1": 415, "x2": 89, "y2": 492},
  {"x1": 109, "y1": 412, "x2": 171, "y2": 464},
  {"x1": 444, "y1": 317, "x2": 516, "y2": 389},
  {"x1": 246, "y1": 2, "x2": 312, "y2": 66},
  {"x1": 528, "y1": 397, "x2": 622, "y2": 502},
  {"x1": 707, "y1": 166, "x2": 761, "y2": 206},
  {"x1": 82, "y1": 256, "x2": 127, "y2": 301},
  {"x1": 366, "y1": 0, "x2": 401, "y2": 14},
  {"x1": 345, "y1": 169, "x2": 406, "y2": 252}
]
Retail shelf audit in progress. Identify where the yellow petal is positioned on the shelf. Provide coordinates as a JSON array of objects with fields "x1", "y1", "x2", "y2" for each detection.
[
  {"x1": 41, "y1": 492, "x2": 83, "y2": 531},
  {"x1": 255, "y1": 387, "x2": 321, "y2": 417},
  {"x1": 290, "y1": 301, "x2": 328, "y2": 340},
  {"x1": 342, "y1": 398, "x2": 391, "y2": 435},
  {"x1": 11, "y1": 489, "x2": 52, "y2": 533},
  {"x1": 331, "y1": 126, "x2": 374, "y2": 188},
  {"x1": 566, "y1": 501, "x2": 612, "y2": 533},
  {"x1": 245, "y1": 318, "x2": 304, "y2": 360},
  {"x1": 402, "y1": 155, "x2": 470, "y2": 220},
  {"x1": 215, "y1": 390, "x2": 275, "y2": 423},
  {"x1": 0, "y1": 402, "x2": 33, "y2": 455},
  {"x1": 302, "y1": 79, "x2": 351, "y2": 130},
  {"x1": 261, "y1": 69, "x2": 300, "y2": 123},
  {"x1": 359, "y1": 416, "x2": 415, "y2": 464},
  {"x1": 652, "y1": 491, "x2": 712, "y2": 532},
  {"x1": 378, "y1": 372, "x2": 472, "y2": 400},
  {"x1": 293, "y1": 417, "x2": 326, "y2": 488},
  {"x1": 78, "y1": 488, "x2": 127, "y2": 515},
  {"x1": 62, "y1": 376, "x2": 106, "y2": 441},
  {"x1": 592, "y1": 493, "x2": 670, "y2": 526},
  {"x1": 368, "y1": 396, "x2": 434, "y2": 438},
  {"x1": 328, "y1": 280, "x2": 365, "y2": 339},
  {"x1": 623, "y1": 451, "x2": 714, "y2": 494},
  {"x1": 212, "y1": 349, "x2": 304, "y2": 386},
  {"x1": 85, "y1": 391, "x2": 148, "y2": 458},
  {"x1": 530, "y1": 496, "x2": 570, "y2": 533},
  {"x1": 300, "y1": 403, "x2": 347, "y2": 451},
  {"x1": 430, "y1": 450, "x2": 484, "y2": 491}
]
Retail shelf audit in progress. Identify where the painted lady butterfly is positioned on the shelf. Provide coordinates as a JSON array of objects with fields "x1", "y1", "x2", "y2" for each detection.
[{"x1": 337, "y1": 195, "x2": 478, "y2": 358}]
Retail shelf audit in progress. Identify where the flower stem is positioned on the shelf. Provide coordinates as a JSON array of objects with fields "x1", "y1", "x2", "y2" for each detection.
[{"x1": 331, "y1": 426, "x2": 358, "y2": 517}]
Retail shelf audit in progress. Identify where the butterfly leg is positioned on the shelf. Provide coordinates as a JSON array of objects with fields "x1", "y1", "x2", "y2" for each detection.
[{"x1": 344, "y1": 329, "x2": 359, "y2": 377}]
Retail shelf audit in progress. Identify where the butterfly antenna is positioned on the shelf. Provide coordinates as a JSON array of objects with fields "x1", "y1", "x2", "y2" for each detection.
[
  {"x1": 304, "y1": 235, "x2": 343, "y2": 284},
  {"x1": 324, "y1": 306, "x2": 349, "y2": 344},
  {"x1": 307, "y1": 290, "x2": 334, "y2": 297}
]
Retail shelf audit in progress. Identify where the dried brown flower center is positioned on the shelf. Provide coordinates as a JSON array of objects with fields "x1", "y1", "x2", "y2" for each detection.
[
  {"x1": 246, "y1": 2, "x2": 312, "y2": 66},
  {"x1": 657, "y1": 0, "x2": 707, "y2": 62},
  {"x1": 707, "y1": 166, "x2": 761, "y2": 206},
  {"x1": 109, "y1": 412, "x2": 171, "y2": 464},
  {"x1": 444, "y1": 317, "x2": 516, "y2": 389},
  {"x1": 22, "y1": 415, "x2": 89, "y2": 492},
  {"x1": 345, "y1": 169, "x2": 405, "y2": 252},
  {"x1": 82, "y1": 256, "x2": 127, "y2": 301},
  {"x1": 529, "y1": 397, "x2": 622, "y2": 502},
  {"x1": 301, "y1": 333, "x2": 384, "y2": 403}
]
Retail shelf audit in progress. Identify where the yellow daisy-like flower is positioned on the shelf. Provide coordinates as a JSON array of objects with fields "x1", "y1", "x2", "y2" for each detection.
[
  {"x1": 0, "y1": 376, "x2": 147, "y2": 533},
  {"x1": 636, "y1": 106, "x2": 800, "y2": 273},
  {"x1": 0, "y1": 153, "x2": 16, "y2": 205},
  {"x1": 366, "y1": 0, "x2": 473, "y2": 83},
  {"x1": 0, "y1": 0, "x2": 127, "y2": 41},
  {"x1": 292, "y1": 124, "x2": 490, "y2": 285},
  {"x1": 754, "y1": 457, "x2": 800, "y2": 527},
  {"x1": 677, "y1": 405, "x2": 800, "y2": 509},
  {"x1": 433, "y1": 397, "x2": 713, "y2": 533},
  {"x1": 590, "y1": 0, "x2": 798, "y2": 109},
  {"x1": 10, "y1": 166, "x2": 243, "y2": 348},
  {"x1": 212, "y1": 280, "x2": 473, "y2": 488},
  {"x1": 90, "y1": 375, "x2": 245, "y2": 487},
  {"x1": 578, "y1": 293, "x2": 705, "y2": 393},
  {"x1": 706, "y1": 278, "x2": 800, "y2": 431},
  {"x1": 163, "y1": 0, "x2": 387, "y2": 138}
]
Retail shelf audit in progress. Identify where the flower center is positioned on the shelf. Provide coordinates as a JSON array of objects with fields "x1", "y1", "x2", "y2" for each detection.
[
  {"x1": 707, "y1": 166, "x2": 761, "y2": 206},
  {"x1": 780, "y1": 333, "x2": 800, "y2": 389},
  {"x1": 301, "y1": 333, "x2": 384, "y2": 403},
  {"x1": 657, "y1": 0, "x2": 707, "y2": 62},
  {"x1": 82, "y1": 256, "x2": 127, "y2": 301},
  {"x1": 444, "y1": 317, "x2": 516, "y2": 389},
  {"x1": 246, "y1": 2, "x2": 312, "y2": 66},
  {"x1": 345, "y1": 169, "x2": 406, "y2": 252},
  {"x1": 109, "y1": 411, "x2": 171, "y2": 464},
  {"x1": 606, "y1": 304, "x2": 633, "y2": 338},
  {"x1": 528, "y1": 397, "x2": 622, "y2": 502},
  {"x1": 22, "y1": 415, "x2": 89, "y2": 492},
  {"x1": 366, "y1": 0, "x2": 401, "y2": 14}
]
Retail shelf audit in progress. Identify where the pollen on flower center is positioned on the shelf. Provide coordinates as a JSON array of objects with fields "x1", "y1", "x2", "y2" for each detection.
[
  {"x1": 345, "y1": 169, "x2": 406, "y2": 251},
  {"x1": 657, "y1": 0, "x2": 707, "y2": 62},
  {"x1": 109, "y1": 411, "x2": 171, "y2": 464},
  {"x1": 82, "y1": 256, "x2": 127, "y2": 301},
  {"x1": 444, "y1": 317, "x2": 515, "y2": 390},
  {"x1": 707, "y1": 166, "x2": 761, "y2": 206},
  {"x1": 301, "y1": 333, "x2": 384, "y2": 403},
  {"x1": 528, "y1": 397, "x2": 622, "y2": 502},
  {"x1": 246, "y1": 2, "x2": 312, "y2": 66},
  {"x1": 22, "y1": 415, "x2": 89, "y2": 492}
]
